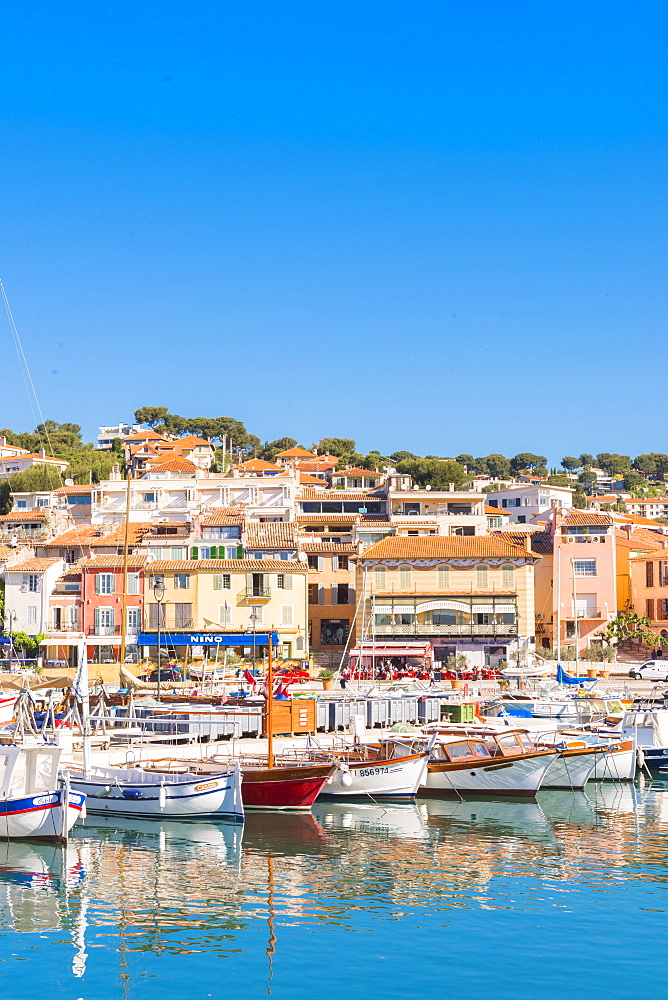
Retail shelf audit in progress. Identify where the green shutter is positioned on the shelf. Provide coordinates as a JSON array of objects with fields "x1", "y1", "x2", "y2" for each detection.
[
  {"x1": 237, "y1": 545, "x2": 244, "y2": 559},
  {"x1": 210, "y1": 546, "x2": 217, "y2": 559},
  {"x1": 191, "y1": 546, "x2": 198, "y2": 559}
]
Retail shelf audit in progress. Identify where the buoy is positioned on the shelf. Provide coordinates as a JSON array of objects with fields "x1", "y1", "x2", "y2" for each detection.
[
  {"x1": 159, "y1": 781, "x2": 167, "y2": 810},
  {"x1": 339, "y1": 768, "x2": 353, "y2": 787}
]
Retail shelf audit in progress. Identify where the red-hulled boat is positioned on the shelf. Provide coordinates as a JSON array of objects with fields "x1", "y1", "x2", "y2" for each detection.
[{"x1": 234, "y1": 761, "x2": 335, "y2": 810}]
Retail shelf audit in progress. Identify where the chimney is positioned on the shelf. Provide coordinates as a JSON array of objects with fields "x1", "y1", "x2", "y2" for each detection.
[
  {"x1": 0, "y1": 436, "x2": 5, "y2": 447},
  {"x1": 449, "y1": 483, "x2": 455, "y2": 492},
  {"x1": 39, "y1": 448, "x2": 46, "y2": 458},
  {"x1": 525, "y1": 534, "x2": 532, "y2": 553}
]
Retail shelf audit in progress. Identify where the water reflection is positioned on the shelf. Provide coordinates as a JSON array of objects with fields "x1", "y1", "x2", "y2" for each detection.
[{"x1": 0, "y1": 783, "x2": 667, "y2": 997}]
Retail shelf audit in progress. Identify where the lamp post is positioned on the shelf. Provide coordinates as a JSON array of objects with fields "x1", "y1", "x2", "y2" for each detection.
[
  {"x1": 3, "y1": 610, "x2": 17, "y2": 669},
  {"x1": 153, "y1": 576, "x2": 165, "y2": 702}
]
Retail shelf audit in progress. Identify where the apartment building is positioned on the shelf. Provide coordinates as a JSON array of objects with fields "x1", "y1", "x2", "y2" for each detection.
[
  {"x1": 2, "y1": 557, "x2": 66, "y2": 637},
  {"x1": 624, "y1": 498, "x2": 668, "y2": 520},
  {"x1": 143, "y1": 559, "x2": 309, "y2": 661},
  {"x1": 485, "y1": 484, "x2": 574, "y2": 523},
  {"x1": 628, "y1": 544, "x2": 668, "y2": 648},
  {"x1": 352, "y1": 534, "x2": 537, "y2": 670},
  {"x1": 303, "y1": 539, "x2": 357, "y2": 664}
]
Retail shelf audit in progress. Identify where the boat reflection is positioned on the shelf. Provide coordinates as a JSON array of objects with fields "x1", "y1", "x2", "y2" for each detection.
[
  {"x1": 78, "y1": 814, "x2": 244, "y2": 868},
  {"x1": 312, "y1": 801, "x2": 428, "y2": 839}
]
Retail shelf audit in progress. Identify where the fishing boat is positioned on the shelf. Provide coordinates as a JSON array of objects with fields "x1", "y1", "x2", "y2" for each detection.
[
  {"x1": 535, "y1": 738, "x2": 606, "y2": 789},
  {"x1": 284, "y1": 739, "x2": 431, "y2": 801},
  {"x1": 68, "y1": 760, "x2": 244, "y2": 821},
  {"x1": 0, "y1": 694, "x2": 16, "y2": 728},
  {"x1": 391, "y1": 729, "x2": 560, "y2": 797},
  {"x1": 0, "y1": 745, "x2": 85, "y2": 840}
]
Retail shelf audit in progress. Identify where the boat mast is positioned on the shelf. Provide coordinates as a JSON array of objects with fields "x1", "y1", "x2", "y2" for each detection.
[
  {"x1": 118, "y1": 471, "x2": 132, "y2": 676},
  {"x1": 267, "y1": 629, "x2": 274, "y2": 768},
  {"x1": 556, "y1": 542, "x2": 561, "y2": 663},
  {"x1": 571, "y1": 556, "x2": 579, "y2": 677}
]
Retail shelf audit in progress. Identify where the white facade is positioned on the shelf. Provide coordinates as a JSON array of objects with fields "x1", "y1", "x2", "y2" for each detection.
[
  {"x1": 96, "y1": 423, "x2": 141, "y2": 449},
  {"x1": 2, "y1": 560, "x2": 66, "y2": 636},
  {"x1": 485, "y1": 485, "x2": 574, "y2": 524}
]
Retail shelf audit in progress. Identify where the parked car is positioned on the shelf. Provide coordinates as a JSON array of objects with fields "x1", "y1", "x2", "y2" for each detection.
[
  {"x1": 140, "y1": 666, "x2": 183, "y2": 683},
  {"x1": 628, "y1": 660, "x2": 668, "y2": 681}
]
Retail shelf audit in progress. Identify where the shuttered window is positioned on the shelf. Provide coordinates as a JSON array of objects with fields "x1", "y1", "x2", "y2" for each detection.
[
  {"x1": 502, "y1": 564, "x2": 514, "y2": 589},
  {"x1": 399, "y1": 565, "x2": 411, "y2": 589},
  {"x1": 281, "y1": 605, "x2": 294, "y2": 625},
  {"x1": 438, "y1": 565, "x2": 449, "y2": 589},
  {"x1": 476, "y1": 565, "x2": 488, "y2": 589},
  {"x1": 213, "y1": 574, "x2": 231, "y2": 590}
]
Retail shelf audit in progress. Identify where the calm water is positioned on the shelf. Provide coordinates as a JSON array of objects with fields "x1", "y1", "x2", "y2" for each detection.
[{"x1": 0, "y1": 780, "x2": 667, "y2": 999}]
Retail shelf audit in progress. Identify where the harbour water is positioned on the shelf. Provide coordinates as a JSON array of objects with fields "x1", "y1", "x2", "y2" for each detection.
[{"x1": 1, "y1": 780, "x2": 667, "y2": 999}]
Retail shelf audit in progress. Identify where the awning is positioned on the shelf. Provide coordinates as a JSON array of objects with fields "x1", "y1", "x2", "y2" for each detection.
[{"x1": 349, "y1": 643, "x2": 431, "y2": 658}]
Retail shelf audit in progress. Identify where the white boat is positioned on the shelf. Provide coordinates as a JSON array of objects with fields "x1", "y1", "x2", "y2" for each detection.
[
  {"x1": 68, "y1": 761, "x2": 244, "y2": 822},
  {"x1": 0, "y1": 745, "x2": 85, "y2": 840},
  {"x1": 318, "y1": 748, "x2": 430, "y2": 801},
  {"x1": 0, "y1": 695, "x2": 16, "y2": 727},
  {"x1": 313, "y1": 801, "x2": 429, "y2": 839},
  {"x1": 537, "y1": 741, "x2": 604, "y2": 789}
]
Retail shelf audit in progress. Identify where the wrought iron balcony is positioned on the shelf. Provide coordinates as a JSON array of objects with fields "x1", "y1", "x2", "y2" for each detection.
[
  {"x1": 372, "y1": 623, "x2": 518, "y2": 637},
  {"x1": 239, "y1": 587, "x2": 271, "y2": 604}
]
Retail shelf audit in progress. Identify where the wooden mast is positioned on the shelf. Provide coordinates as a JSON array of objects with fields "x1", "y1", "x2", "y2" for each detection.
[
  {"x1": 267, "y1": 629, "x2": 274, "y2": 768},
  {"x1": 118, "y1": 471, "x2": 132, "y2": 679}
]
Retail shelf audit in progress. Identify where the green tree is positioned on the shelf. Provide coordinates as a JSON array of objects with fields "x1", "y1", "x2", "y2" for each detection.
[
  {"x1": 455, "y1": 454, "x2": 475, "y2": 470},
  {"x1": 546, "y1": 473, "x2": 569, "y2": 487},
  {"x1": 315, "y1": 438, "x2": 356, "y2": 456},
  {"x1": 395, "y1": 458, "x2": 466, "y2": 490},
  {"x1": 259, "y1": 437, "x2": 298, "y2": 462},
  {"x1": 561, "y1": 456, "x2": 580, "y2": 471},
  {"x1": 485, "y1": 454, "x2": 511, "y2": 478},
  {"x1": 390, "y1": 450, "x2": 417, "y2": 464},
  {"x1": 571, "y1": 488, "x2": 588, "y2": 509},
  {"x1": 134, "y1": 406, "x2": 170, "y2": 428},
  {"x1": 579, "y1": 453, "x2": 594, "y2": 468},
  {"x1": 623, "y1": 470, "x2": 644, "y2": 491},
  {"x1": 597, "y1": 453, "x2": 632, "y2": 475},
  {"x1": 605, "y1": 611, "x2": 656, "y2": 647},
  {"x1": 510, "y1": 453, "x2": 547, "y2": 473}
]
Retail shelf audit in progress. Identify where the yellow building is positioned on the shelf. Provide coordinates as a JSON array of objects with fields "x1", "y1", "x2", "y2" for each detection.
[
  {"x1": 353, "y1": 534, "x2": 537, "y2": 670},
  {"x1": 144, "y1": 558, "x2": 309, "y2": 661}
]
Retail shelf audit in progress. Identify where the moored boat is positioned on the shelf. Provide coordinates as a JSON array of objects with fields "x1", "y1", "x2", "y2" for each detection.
[{"x1": 0, "y1": 745, "x2": 85, "y2": 841}]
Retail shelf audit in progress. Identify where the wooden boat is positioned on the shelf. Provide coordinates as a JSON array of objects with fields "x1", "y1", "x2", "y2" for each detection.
[
  {"x1": 0, "y1": 745, "x2": 85, "y2": 840},
  {"x1": 284, "y1": 740, "x2": 431, "y2": 801},
  {"x1": 390, "y1": 730, "x2": 560, "y2": 797},
  {"x1": 68, "y1": 760, "x2": 244, "y2": 821},
  {"x1": 535, "y1": 739, "x2": 606, "y2": 789}
]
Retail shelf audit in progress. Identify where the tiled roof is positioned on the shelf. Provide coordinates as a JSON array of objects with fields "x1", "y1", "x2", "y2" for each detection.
[
  {"x1": 297, "y1": 513, "x2": 359, "y2": 523},
  {"x1": 630, "y1": 548, "x2": 668, "y2": 562},
  {"x1": 147, "y1": 559, "x2": 308, "y2": 573},
  {"x1": 300, "y1": 488, "x2": 382, "y2": 500},
  {"x1": 485, "y1": 505, "x2": 510, "y2": 516},
  {"x1": 43, "y1": 525, "x2": 101, "y2": 547},
  {"x1": 615, "y1": 528, "x2": 665, "y2": 551},
  {"x1": 6, "y1": 557, "x2": 61, "y2": 571},
  {"x1": 0, "y1": 510, "x2": 48, "y2": 522},
  {"x1": 562, "y1": 511, "x2": 614, "y2": 526},
  {"x1": 276, "y1": 447, "x2": 316, "y2": 459},
  {"x1": 0, "y1": 546, "x2": 15, "y2": 559},
  {"x1": 300, "y1": 541, "x2": 356, "y2": 553},
  {"x1": 1, "y1": 453, "x2": 68, "y2": 465},
  {"x1": 298, "y1": 472, "x2": 329, "y2": 486},
  {"x1": 144, "y1": 457, "x2": 198, "y2": 473},
  {"x1": 244, "y1": 522, "x2": 297, "y2": 548},
  {"x1": 237, "y1": 459, "x2": 284, "y2": 472},
  {"x1": 84, "y1": 555, "x2": 149, "y2": 568},
  {"x1": 53, "y1": 485, "x2": 92, "y2": 495},
  {"x1": 372, "y1": 589, "x2": 518, "y2": 597},
  {"x1": 335, "y1": 468, "x2": 382, "y2": 478},
  {"x1": 123, "y1": 430, "x2": 167, "y2": 442},
  {"x1": 295, "y1": 460, "x2": 337, "y2": 472},
  {"x1": 625, "y1": 497, "x2": 668, "y2": 505},
  {"x1": 173, "y1": 435, "x2": 214, "y2": 448},
  {"x1": 200, "y1": 508, "x2": 245, "y2": 527},
  {"x1": 502, "y1": 530, "x2": 553, "y2": 555},
  {"x1": 89, "y1": 523, "x2": 153, "y2": 548},
  {"x1": 358, "y1": 518, "x2": 393, "y2": 527},
  {"x1": 357, "y1": 535, "x2": 538, "y2": 561}
]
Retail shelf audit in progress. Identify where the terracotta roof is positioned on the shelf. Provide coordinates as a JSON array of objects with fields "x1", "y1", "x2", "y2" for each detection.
[
  {"x1": 358, "y1": 519, "x2": 393, "y2": 527},
  {"x1": 335, "y1": 468, "x2": 382, "y2": 478},
  {"x1": 485, "y1": 505, "x2": 510, "y2": 516},
  {"x1": 83, "y1": 555, "x2": 148, "y2": 569},
  {"x1": 0, "y1": 510, "x2": 48, "y2": 522},
  {"x1": 630, "y1": 548, "x2": 668, "y2": 562},
  {"x1": 43, "y1": 525, "x2": 101, "y2": 547},
  {"x1": 372, "y1": 589, "x2": 518, "y2": 597},
  {"x1": 171, "y1": 435, "x2": 214, "y2": 448},
  {"x1": 357, "y1": 535, "x2": 538, "y2": 561},
  {"x1": 53, "y1": 485, "x2": 92, "y2": 495},
  {"x1": 244, "y1": 522, "x2": 298, "y2": 548},
  {"x1": 0, "y1": 453, "x2": 68, "y2": 465},
  {"x1": 301, "y1": 541, "x2": 356, "y2": 553},
  {"x1": 298, "y1": 472, "x2": 329, "y2": 486},
  {"x1": 144, "y1": 457, "x2": 198, "y2": 474},
  {"x1": 502, "y1": 530, "x2": 553, "y2": 555},
  {"x1": 297, "y1": 514, "x2": 359, "y2": 523},
  {"x1": 237, "y1": 459, "x2": 284, "y2": 472},
  {"x1": 295, "y1": 460, "x2": 337, "y2": 472},
  {"x1": 300, "y1": 488, "x2": 382, "y2": 500},
  {"x1": 615, "y1": 528, "x2": 665, "y2": 551},
  {"x1": 123, "y1": 430, "x2": 167, "y2": 442},
  {"x1": 625, "y1": 497, "x2": 668, "y2": 505},
  {"x1": 200, "y1": 508, "x2": 245, "y2": 527},
  {"x1": 6, "y1": 557, "x2": 61, "y2": 571},
  {"x1": 275, "y1": 447, "x2": 316, "y2": 459},
  {"x1": 147, "y1": 559, "x2": 308, "y2": 573},
  {"x1": 562, "y1": 511, "x2": 613, "y2": 526},
  {"x1": 89, "y1": 523, "x2": 153, "y2": 548},
  {"x1": 0, "y1": 546, "x2": 15, "y2": 559}
]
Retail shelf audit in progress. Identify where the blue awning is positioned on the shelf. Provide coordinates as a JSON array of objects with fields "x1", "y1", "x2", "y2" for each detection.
[{"x1": 136, "y1": 632, "x2": 279, "y2": 647}]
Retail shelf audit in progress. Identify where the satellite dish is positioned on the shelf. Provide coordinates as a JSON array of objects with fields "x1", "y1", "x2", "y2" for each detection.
[
  {"x1": 297, "y1": 552, "x2": 308, "y2": 562},
  {"x1": 425, "y1": 485, "x2": 432, "y2": 491},
  {"x1": 64, "y1": 478, "x2": 74, "y2": 486}
]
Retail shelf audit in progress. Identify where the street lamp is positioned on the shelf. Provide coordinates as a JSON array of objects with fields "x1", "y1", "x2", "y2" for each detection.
[
  {"x1": 153, "y1": 575, "x2": 165, "y2": 702},
  {"x1": 3, "y1": 611, "x2": 17, "y2": 669}
]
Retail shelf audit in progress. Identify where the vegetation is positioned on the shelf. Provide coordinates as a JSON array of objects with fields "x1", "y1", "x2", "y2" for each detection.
[{"x1": 604, "y1": 611, "x2": 657, "y2": 648}]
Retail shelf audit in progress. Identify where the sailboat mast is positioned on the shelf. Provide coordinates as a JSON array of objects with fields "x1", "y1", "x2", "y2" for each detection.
[
  {"x1": 119, "y1": 471, "x2": 132, "y2": 675},
  {"x1": 267, "y1": 630, "x2": 274, "y2": 768}
]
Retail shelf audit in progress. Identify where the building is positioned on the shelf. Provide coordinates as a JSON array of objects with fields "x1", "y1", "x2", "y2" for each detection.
[
  {"x1": 624, "y1": 498, "x2": 668, "y2": 520},
  {"x1": 275, "y1": 446, "x2": 317, "y2": 467},
  {"x1": 387, "y1": 485, "x2": 489, "y2": 535},
  {"x1": 352, "y1": 534, "x2": 538, "y2": 670},
  {"x1": 81, "y1": 555, "x2": 148, "y2": 663},
  {"x1": 303, "y1": 538, "x2": 357, "y2": 665},
  {"x1": 0, "y1": 449, "x2": 69, "y2": 477},
  {"x1": 485, "y1": 484, "x2": 574, "y2": 523},
  {"x1": 615, "y1": 525, "x2": 666, "y2": 612},
  {"x1": 143, "y1": 559, "x2": 309, "y2": 662},
  {"x1": 96, "y1": 423, "x2": 141, "y2": 449},
  {"x1": 2, "y1": 557, "x2": 66, "y2": 637},
  {"x1": 332, "y1": 468, "x2": 384, "y2": 490},
  {"x1": 628, "y1": 546, "x2": 668, "y2": 649}
]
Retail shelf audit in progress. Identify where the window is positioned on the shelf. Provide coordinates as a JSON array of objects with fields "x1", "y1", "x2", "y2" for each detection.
[
  {"x1": 660, "y1": 562, "x2": 668, "y2": 587},
  {"x1": 308, "y1": 584, "x2": 319, "y2": 604},
  {"x1": 647, "y1": 599, "x2": 655, "y2": 620},
  {"x1": 337, "y1": 555, "x2": 349, "y2": 570},
  {"x1": 175, "y1": 603, "x2": 193, "y2": 628},
  {"x1": 198, "y1": 547, "x2": 211, "y2": 559},
  {"x1": 433, "y1": 610, "x2": 457, "y2": 625},
  {"x1": 281, "y1": 605, "x2": 294, "y2": 625},
  {"x1": 148, "y1": 604, "x2": 166, "y2": 629},
  {"x1": 438, "y1": 565, "x2": 449, "y2": 589},
  {"x1": 27, "y1": 574, "x2": 39, "y2": 593},
  {"x1": 213, "y1": 573, "x2": 231, "y2": 590},
  {"x1": 218, "y1": 604, "x2": 232, "y2": 625},
  {"x1": 277, "y1": 574, "x2": 284, "y2": 589},
  {"x1": 375, "y1": 566, "x2": 386, "y2": 590},
  {"x1": 127, "y1": 607, "x2": 142, "y2": 632},
  {"x1": 149, "y1": 547, "x2": 162, "y2": 560},
  {"x1": 660, "y1": 600, "x2": 668, "y2": 620},
  {"x1": 647, "y1": 562, "x2": 655, "y2": 587},
  {"x1": 336, "y1": 584, "x2": 349, "y2": 605},
  {"x1": 95, "y1": 573, "x2": 114, "y2": 595},
  {"x1": 127, "y1": 572, "x2": 140, "y2": 596},
  {"x1": 399, "y1": 613, "x2": 413, "y2": 625},
  {"x1": 16, "y1": 500, "x2": 27, "y2": 509},
  {"x1": 27, "y1": 606, "x2": 37, "y2": 625},
  {"x1": 68, "y1": 606, "x2": 79, "y2": 628},
  {"x1": 170, "y1": 547, "x2": 185, "y2": 560},
  {"x1": 94, "y1": 607, "x2": 115, "y2": 635},
  {"x1": 307, "y1": 555, "x2": 319, "y2": 570},
  {"x1": 502, "y1": 564, "x2": 514, "y2": 589},
  {"x1": 399, "y1": 565, "x2": 412, "y2": 589},
  {"x1": 142, "y1": 492, "x2": 156, "y2": 503},
  {"x1": 36, "y1": 498, "x2": 49, "y2": 507},
  {"x1": 476, "y1": 565, "x2": 488, "y2": 588},
  {"x1": 226, "y1": 546, "x2": 240, "y2": 559},
  {"x1": 573, "y1": 560, "x2": 596, "y2": 577},
  {"x1": 175, "y1": 574, "x2": 190, "y2": 589},
  {"x1": 321, "y1": 620, "x2": 349, "y2": 645}
]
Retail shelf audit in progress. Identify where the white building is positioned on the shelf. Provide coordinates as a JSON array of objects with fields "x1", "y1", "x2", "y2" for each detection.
[
  {"x1": 484, "y1": 484, "x2": 574, "y2": 524},
  {"x1": 96, "y1": 423, "x2": 141, "y2": 449},
  {"x1": 2, "y1": 558, "x2": 65, "y2": 636}
]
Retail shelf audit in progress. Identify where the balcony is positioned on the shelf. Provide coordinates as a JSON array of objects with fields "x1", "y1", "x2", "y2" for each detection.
[
  {"x1": 575, "y1": 609, "x2": 604, "y2": 619},
  {"x1": 238, "y1": 587, "x2": 271, "y2": 604},
  {"x1": 373, "y1": 623, "x2": 518, "y2": 637},
  {"x1": 88, "y1": 626, "x2": 121, "y2": 636}
]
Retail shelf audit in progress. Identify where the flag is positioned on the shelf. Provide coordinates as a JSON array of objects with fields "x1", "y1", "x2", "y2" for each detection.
[
  {"x1": 72, "y1": 644, "x2": 89, "y2": 702},
  {"x1": 244, "y1": 668, "x2": 256, "y2": 686}
]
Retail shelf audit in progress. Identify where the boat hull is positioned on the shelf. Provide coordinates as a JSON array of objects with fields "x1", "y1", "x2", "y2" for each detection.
[
  {"x1": 0, "y1": 789, "x2": 85, "y2": 840},
  {"x1": 590, "y1": 740, "x2": 636, "y2": 781},
  {"x1": 241, "y1": 764, "x2": 334, "y2": 810},
  {"x1": 540, "y1": 748, "x2": 601, "y2": 789},
  {"x1": 70, "y1": 767, "x2": 244, "y2": 821},
  {"x1": 421, "y1": 750, "x2": 559, "y2": 798},
  {"x1": 318, "y1": 753, "x2": 429, "y2": 800}
]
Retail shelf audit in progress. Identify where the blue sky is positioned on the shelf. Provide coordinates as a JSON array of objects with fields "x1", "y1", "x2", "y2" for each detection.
[{"x1": 1, "y1": 1, "x2": 666, "y2": 464}]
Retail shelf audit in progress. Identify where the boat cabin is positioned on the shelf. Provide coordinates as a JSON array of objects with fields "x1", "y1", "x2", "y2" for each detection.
[{"x1": 0, "y1": 745, "x2": 62, "y2": 800}]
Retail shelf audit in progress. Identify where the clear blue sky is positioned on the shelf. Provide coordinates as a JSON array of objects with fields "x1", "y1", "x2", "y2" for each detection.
[{"x1": 1, "y1": 1, "x2": 666, "y2": 464}]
